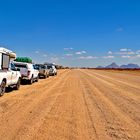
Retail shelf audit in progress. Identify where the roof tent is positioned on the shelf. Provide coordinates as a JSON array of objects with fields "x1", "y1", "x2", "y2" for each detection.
[{"x1": 15, "y1": 57, "x2": 32, "y2": 63}]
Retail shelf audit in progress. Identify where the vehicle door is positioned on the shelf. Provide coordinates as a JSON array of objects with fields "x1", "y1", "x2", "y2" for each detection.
[
  {"x1": 6, "y1": 66, "x2": 12, "y2": 85},
  {"x1": 10, "y1": 63, "x2": 18, "y2": 84},
  {"x1": 33, "y1": 65, "x2": 38, "y2": 78}
]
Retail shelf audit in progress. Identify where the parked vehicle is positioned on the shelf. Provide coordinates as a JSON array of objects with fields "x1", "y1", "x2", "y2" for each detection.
[
  {"x1": 0, "y1": 48, "x2": 21, "y2": 96},
  {"x1": 34, "y1": 64, "x2": 49, "y2": 78},
  {"x1": 13, "y1": 61, "x2": 39, "y2": 84},
  {"x1": 46, "y1": 64, "x2": 57, "y2": 76}
]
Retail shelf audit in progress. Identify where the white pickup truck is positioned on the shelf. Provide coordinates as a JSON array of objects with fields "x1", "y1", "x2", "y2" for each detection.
[
  {"x1": 13, "y1": 62, "x2": 39, "y2": 84},
  {"x1": 0, "y1": 48, "x2": 21, "y2": 96}
]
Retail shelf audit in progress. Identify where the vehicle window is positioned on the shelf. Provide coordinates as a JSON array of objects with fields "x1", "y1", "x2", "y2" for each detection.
[
  {"x1": 47, "y1": 65, "x2": 52, "y2": 69},
  {"x1": 41, "y1": 65, "x2": 46, "y2": 69},
  {"x1": 33, "y1": 65, "x2": 38, "y2": 70},
  {"x1": 33, "y1": 65, "x2": 35, "y2": 69},
  {"x1": 35, "y1": 65, "x2": 40, "y2": 70},
  {"x1": 2, "y1": 54, "x2": 10, "y2": 69},
  {"x1": 10, "y1": 63, "x2": 16, "y2": 70},
  {"x1": 14, "y1": 64, "x2": 27, "y2": 68}
]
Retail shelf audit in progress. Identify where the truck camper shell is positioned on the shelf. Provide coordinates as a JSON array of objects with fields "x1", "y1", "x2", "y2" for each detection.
[{"x1": 0, "y1": 47, "x2": 16, "y2": 70}]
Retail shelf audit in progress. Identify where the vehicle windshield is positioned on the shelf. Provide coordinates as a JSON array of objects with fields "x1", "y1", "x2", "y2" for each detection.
[
  {"x1": 47, "y1": 65, "x2": 52, "y2": 69},
  {"x1": 34, "y1": 65, "x2": 40, "y2": 70},
  {"x1": 35, "y1": 65, "x2": 46, "y2": 69}
]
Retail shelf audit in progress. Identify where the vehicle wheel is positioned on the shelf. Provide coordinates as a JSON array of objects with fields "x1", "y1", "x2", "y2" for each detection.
[
  {"x1": 0, "y1": 81, "x2": 6, "y2": 97},
  {"x1": 44, "y1": 74, "x2": 47, "y2": 79},
  {"x1": 15, "y1": 78, "x2": 21, "y2": 90},
  {"x1": 29, "y1": 76, "x2": 33, "y2": 84},
  {"x1": 36, "y1": 76, "x2": 39, "y2": 82}
]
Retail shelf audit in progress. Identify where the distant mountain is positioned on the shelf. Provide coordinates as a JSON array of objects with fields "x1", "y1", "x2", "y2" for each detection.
[
  {"x1": 105, "y1": 62, "x2": 119, "y2": 68},
  {"x1": 96, "y1": 62, "x2": 140, "y2": 69},
  {"x1": 120, "y1": 63, "x2": 140, "y2": 69}
]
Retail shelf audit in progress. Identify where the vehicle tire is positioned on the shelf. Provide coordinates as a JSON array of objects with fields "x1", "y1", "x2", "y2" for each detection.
[
  {"x1": 29, "y1": 76, "x2": 33, "y2": 84},
  {"x1": 0, "y1": 81, "x2": 6, "y2": 97},
  {"x1": 44, "y1": 74, "x2": 47, "y2": 79},
  {"x1": 36, "y1": 75, "x2": 39, "y2": 82},
  {"x1": 15, "y1": 78, "x2": 21, "y2": 90}
]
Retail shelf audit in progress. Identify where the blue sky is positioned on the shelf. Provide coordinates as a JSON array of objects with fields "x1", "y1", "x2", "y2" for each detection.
[{"x1": 0, "y1": 0, "x2": 140, "y2": 67}]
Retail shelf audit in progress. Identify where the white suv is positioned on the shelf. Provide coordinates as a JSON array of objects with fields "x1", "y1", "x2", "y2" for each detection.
[
  {"x1": 13, "y1": 62, "x2": 39, "y2": 84},
  {"x1": 0, "y1": 62, "x2": 21, "y2": 96}
]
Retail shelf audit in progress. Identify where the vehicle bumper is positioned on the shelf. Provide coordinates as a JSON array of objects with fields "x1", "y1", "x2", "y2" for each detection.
[
  {"x1": 21, "y1": 76, "x2": 30, "y2": 80},
  {"x1": 39, "y1": 73, "x2": 46, "y2": 77},
  {"x1": 49, "y1": 72, "x2": 55, "y2": 75}
]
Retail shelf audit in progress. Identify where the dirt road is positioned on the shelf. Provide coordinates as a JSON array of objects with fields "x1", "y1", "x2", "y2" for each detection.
[{"x1": 0, "y1": 69, "x2": 140, "y2": 140}]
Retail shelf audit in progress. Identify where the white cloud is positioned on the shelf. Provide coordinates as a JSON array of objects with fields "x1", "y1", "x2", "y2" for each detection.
[
  {"x1": 121, "y1": 55, "x2": 131, "y2": 58},
  {"x1": 78, "y1": 56, "x2": 97, "y2": 60},
  {"x1": 127, "y1": 51, "x2": 135, "y2": 55},
  {"x1": 118, "y1": 51, "x2": 135, "y2": 55},
  {"x1": 116, "y1": 48, "x2": 135, "y2": 55},
  {"x1": 126, "y1": 54, "x2": 140, "y2": 59},
  {"x1": 108, "y1": 51, "x2": 113, "y2": 54},
  {"x1": 65, "y1": 53, "x2": 73, "y2": 56},
  {"x1": 103, "y1": 55, "x2": 115, "y2": 59},
  {"x1": 81, "y1": 51, "x2": 87, "y2": 54},
  {"x1": 64, "y1": 47, "x2": 73, "y2": 51},
  {"x1": 120, "y1": 48, "x2": 130, "y2": 52},
  {"x1": 75, "y1": 51, "x2": 87, "y2": 55},
  {"x1": 76, "y1": 52, "x2": 82, "y2": 55}
]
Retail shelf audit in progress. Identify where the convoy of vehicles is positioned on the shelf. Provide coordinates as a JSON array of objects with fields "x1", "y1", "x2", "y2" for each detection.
[{"x1": 0, "y1": 48, "x2": 58, "y2": 96}]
